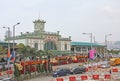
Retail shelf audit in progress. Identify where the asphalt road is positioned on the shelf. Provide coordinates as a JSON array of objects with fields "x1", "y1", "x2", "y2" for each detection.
[
  {"x1": 28, "y1": 61, "x2": 113, "y2": 81},
  {"x1": 27, "y1": 63, "x2": 82, "y2": 81}
]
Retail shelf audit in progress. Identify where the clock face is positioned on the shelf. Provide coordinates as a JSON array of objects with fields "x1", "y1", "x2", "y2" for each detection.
[
  {"x1": 38, "y1": 23, "x2": 43, "y2": 28},
  {"x1": 34, "y1": 22, "x2": 44, "y2": 31}
]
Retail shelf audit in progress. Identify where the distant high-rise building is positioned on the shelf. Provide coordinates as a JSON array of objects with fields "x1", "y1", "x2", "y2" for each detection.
[
  {"x1": 107, "y1": 41, "x2": 120, "y2": 50},
  {"x1": 5, "y1": 30, "x2": 12, "y2": 38}
]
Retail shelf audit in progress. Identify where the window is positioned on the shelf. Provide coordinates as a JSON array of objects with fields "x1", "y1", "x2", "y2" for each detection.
[
  {"x1": 65, "y1": 44, "x2": 67, "y2": 50},
  {"x1": 34, "y1": 43, "x2": 38, "y2": 50},
  {"x1": 76, "y1": 47, "x2": 81, "y2": 51},
  {"x1": 44, "y1": 41, "x2": 57, "y2": 50}
]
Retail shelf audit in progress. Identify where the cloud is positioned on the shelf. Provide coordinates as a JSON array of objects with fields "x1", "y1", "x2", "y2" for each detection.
[
  {"x1": 101, "y1": 5, "x2": 120, "y2": 16},
  {"x1": 103, "y1": 6, "x2": 113, "y2": 13}
]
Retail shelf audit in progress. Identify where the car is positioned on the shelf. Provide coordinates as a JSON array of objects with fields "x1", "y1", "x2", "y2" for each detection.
[
  {"x1": 52, "y1": 67, "x2": 70, "y2": 77},
  {"x1": 70, "y1": 66, "x2": 86, "y2": 74},
  {"x1": 0, "y1": 78, "x2": 12, "y2": 81}
]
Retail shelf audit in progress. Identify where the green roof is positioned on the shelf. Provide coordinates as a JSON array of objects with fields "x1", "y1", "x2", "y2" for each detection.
[
  {"x1": 71, "y1": 42, "x2": 104, "y2": 47},
  {"x1": 0, "y1": 41, "x2": 16, "y2": 47},
  {"x1": 0, "y1": 41, "x2": 7, "y2": 43}
]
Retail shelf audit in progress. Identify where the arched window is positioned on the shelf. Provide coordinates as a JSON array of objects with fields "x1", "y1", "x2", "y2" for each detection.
[
  {"x1": 65, "y1": 44, "x2": 67, "y2": 50},
  {"x1": 34, "y1": 43, "x2": 38, "y2": 50},
  {"x1": 44, "y1": 41, "x2": 57, "y2": 50}
]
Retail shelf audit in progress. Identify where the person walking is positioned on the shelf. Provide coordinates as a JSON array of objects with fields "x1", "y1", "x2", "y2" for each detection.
[{"x1": 109, "y1": 69, "x2": 111, "y2": 74}]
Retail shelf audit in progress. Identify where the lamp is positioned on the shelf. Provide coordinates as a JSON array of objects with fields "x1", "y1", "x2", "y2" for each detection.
[{"x1": 3, "y1": 26, "x2": 10, "y2": 78}]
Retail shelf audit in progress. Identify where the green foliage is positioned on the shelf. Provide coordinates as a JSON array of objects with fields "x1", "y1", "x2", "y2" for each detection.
[
  {"x1": 108, "y1": 49, "x2": 120, "y2": 54},
  {"x1": 16, "y1": 43, "x2": 37, "y2": 60},
  {"x1": 27, "y1": 66, "x2": 31, "y2": 77},
  {"x1": 2, "y1": 65, "x2": 7, "y2": 71},
  {"x1": 14, "y1": 64, "x2": 21, "y2": 77},
  {"x1": 37, "y1": 64, "x2": 41, "y2": 73},
  {"x1": 0, "y1": 45, "x2": 7, "y2": 54},
  {"x1": 16, "y1": 43, "x2": 26, "y2": 55},
  {"x1": 0, "y1": 57, "x2": 6, "y2": 62}
]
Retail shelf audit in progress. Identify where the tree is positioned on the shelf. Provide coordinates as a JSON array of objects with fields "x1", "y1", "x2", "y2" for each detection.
[
  {"x1": 16, "y1": 43, "x2": 26, "y2": 54},
  {"x1": 0, "y1": 45, "x2": 7, "y2": 62},
  {"x1": 0, "y1": 45, "x2": 7, "y2": 54},
  {"x1": 36, "y1": 50, "x2": 45, "y2": 59},
  {"x1": 29, "y1": 48, "x2": 36, "y2": 60},
  {"x1": 16, "y1": 44, "x2": 32, "y2": 60},
  {"x1": 108, "y1": 49, "x2": 120, "y2": 54}
]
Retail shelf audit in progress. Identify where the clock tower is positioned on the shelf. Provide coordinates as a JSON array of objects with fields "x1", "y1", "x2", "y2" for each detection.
[{"x1": 33, "y1": 19, "x2": 46, "y2": 33}]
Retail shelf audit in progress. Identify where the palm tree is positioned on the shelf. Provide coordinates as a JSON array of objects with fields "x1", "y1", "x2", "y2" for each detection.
[{"x1": 0, "y1": 45, "x2": 7, "y2": 62}]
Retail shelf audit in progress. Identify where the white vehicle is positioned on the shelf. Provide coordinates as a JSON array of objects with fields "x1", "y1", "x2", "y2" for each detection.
[
  {"x1": 0, "y1": 78, "x2": 12, "y2": 81},
  {"x1": 100, "y1": 64, "x2": 110, "y2": 68}
]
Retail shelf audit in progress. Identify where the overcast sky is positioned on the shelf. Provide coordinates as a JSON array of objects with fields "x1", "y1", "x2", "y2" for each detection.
[{"x1": 0, "y1": 0, "x2": 120, "y2": 43}]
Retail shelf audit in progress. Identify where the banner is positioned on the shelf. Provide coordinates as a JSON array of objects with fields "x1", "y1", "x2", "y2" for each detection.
[{"x1": 89, "y1": 49, "x2": 96, "y2": 59}]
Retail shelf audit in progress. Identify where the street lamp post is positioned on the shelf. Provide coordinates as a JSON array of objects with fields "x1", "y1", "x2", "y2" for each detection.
[
  {"x1": 13, "y1": 22, "x2": 20, "y2": 56},
  {"x1": 82, "y1": 33, "x2": 93, "y2": 74},
  {"x1": 93, "y1": 36, "x2": 95, "y2": 43},
  {"x1": 82, "y1": 33, "x2": 93, "y2": 51},
  {"x1": 104, "y1": 34, "x2": 112, "y2": 56},
  {"x1": 12, "y1": 22, "x2": 20, "y2": 81},
  {"x1": 3, "y1": 26, "x2": 10, "y2": 78}
]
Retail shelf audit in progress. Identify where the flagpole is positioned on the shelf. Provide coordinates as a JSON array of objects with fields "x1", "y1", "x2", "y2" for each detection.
[
  {"x1": 13, "y1": 22, "x2": 20, "y2": 58},
  {"x1": 7, "y1": 27, "x2": 10, "y2": 78},
  {"x1": 82, "y1": 33, "x2": 93, "y2": 75}
]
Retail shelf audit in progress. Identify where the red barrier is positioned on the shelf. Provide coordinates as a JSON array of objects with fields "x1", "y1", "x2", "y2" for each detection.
[
  {"x1": 7, "y1": 70, "x2": 12, "y2": 74},
  {"x1": 0, "y1": 68, "x2": 2, "y2": 72},
  {"x1": 104, "y1": 74, "x2": 111, "y2": 79},
  {"x1": 88, "y1": 66, "x2": 92, "y2": 68},
  {"x1": 92, "y1": 74, "x2": 99, "y2": 80},
  {"x1": 85, "y1": 68, "x2": 88, "y2": 72},
  {"x1": 69, "y1": 76, "x2": 76, "y2": 81},
  {"x1": 0, "y1": 72, "x2": 1, "y2": 76},
  {"x1": 56, "y1": 78, "x2": 64, "y2": 81},
  {"x1": 81, "y1": 75, "x2": 88, "y2": 80},
  {"x1": 112, "y1": 68, "x2": 118, "y2": 72},
  {"x1": 97, "y1": 64, "x2": 102, "y2": 68}
]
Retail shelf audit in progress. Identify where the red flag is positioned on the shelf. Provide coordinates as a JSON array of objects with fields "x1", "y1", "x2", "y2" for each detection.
[
  {"x1": 12, "y1": 58, "x2": 15, "y2": 62},
  {"x1": 7, "y1": 49, "x2": 11, "y2": 58}
]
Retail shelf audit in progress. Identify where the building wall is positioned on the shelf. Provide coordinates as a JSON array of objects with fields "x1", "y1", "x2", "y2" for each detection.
[
  {"x1": 44, "y1": 34, "x2": 59, "y2": 50},
  {"x1": 59, "y1": 41, "x2": 71, "y2": 51},
  {"x1": 72, "y1": 45, "x2": 104, "y2": 54},
  {"x1": 7, "y1": 19, "x2": 72, "y2": 52},
  {"x1": 27, "y1": 38, "x2": 44, "y2": 50},
  {"x1": 14, "y1": 39, "x2": 26, "y2": 45}
]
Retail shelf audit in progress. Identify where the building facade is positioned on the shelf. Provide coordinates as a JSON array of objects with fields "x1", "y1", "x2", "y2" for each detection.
[
  {"x1": 0, "y1": 41, "x2": 14, "y2": 48},
  {"x1": 71, "y1": 42, "x2": 105, "y2": 55},
  {"x1": 8, "y1": 19, "x2": 71, "y2": 51},
  {"x1": 3, "y1": 18, "x2": 106, "y2": 56}
]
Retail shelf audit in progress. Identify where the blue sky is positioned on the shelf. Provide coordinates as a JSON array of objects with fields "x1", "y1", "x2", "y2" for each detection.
[{"x1": 0, "y1": 0, "x2": 120, "y2": 43}]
